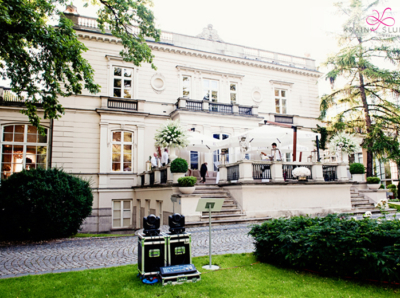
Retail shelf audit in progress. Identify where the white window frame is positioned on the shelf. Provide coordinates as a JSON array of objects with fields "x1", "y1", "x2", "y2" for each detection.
[
  {"x1": 274, "y1": 88, "x2": 288, "y2": 114},
  {"x1": 112, "y1": 200, "x2": 132, "y2": 228},
  {"x1": 111, "y1": 130, "x2": 134, "y2": 172},
  {"x1": 285, "y1": 152, "x2": 292, "y2": 162},
  {"x1": 182, "y1": 75, "x2": 192, "y2": 98},
  {"x1": 203, "y1": 79, "x2": 219, "y2": 102},
  {"x1": 112, "y1": 66, "x2": 134, "y2": 99},
  {"x1": 1, "y1": 124, "x2": 48, "y2": 179},
  {"x1": 213, "y1": 133, "x2": 230, "y2": 171},
  {"x1": 190, "y1": 151, "x2": 199, "y2": 170},
  {"x1": 230, "y1": 82, "x2": 238, "y2": 104}
]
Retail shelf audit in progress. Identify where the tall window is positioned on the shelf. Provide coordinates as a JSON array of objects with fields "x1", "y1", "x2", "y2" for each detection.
[
  {"x1": 1, "y1": 125, "x2": 48, "y2": 179},
  {"x1": 113, "y1": 200, "x2": 132, "y2": 228},
  {"x1": 190, "y1": 151, "x2": 198, "y2": 170},
  {"x1": 112, "y1": 131, "x2": 133, "y2": 172},
  {"x1": 182, "y1": 76, "x2": 191, "y2": 97},
  {"x1": 275, "y1": 89, "x2": 287, "y2": 114},
  {"x1": 203, "y1": 79, "x2": 219, "y2": 102},
  {"x1": 113, "y1": 67, "x2": 133, "y2": 98},
  {"x1": 230, "y1": 83, "x2": 237, "y2": 104},
  {"x1": 213, "y1": 133, "x2": 229, "y2": 171}
]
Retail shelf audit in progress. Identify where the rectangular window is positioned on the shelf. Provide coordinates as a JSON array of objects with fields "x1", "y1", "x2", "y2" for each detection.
[
  {"x1": 190, "y1": 151, "x2": 198, "y2": 170},
  {"x1": 112, "y1": 131, "x2": 133, "y2": 172},
  {"x1": 285, "y1": 152, "x2": 292, "y2": 162},
  {"x1": 113, "y1": 67, "x2": 133, "y2": 99},
  {"x1": 113, "y1": 200, "x2": 132, "y2": 228},
  {"x1": 230, "y1": 83, "x2": 237, "y2": 104},
  {"x1": 182, "y1": 76, "x2": 191, "y2": 97},
  {"x1": 203, "y1": 79, "x2": 219, "y2": 102},
  {"x1": 274, "y1": 89, "x2": 287, "y2": 114}
]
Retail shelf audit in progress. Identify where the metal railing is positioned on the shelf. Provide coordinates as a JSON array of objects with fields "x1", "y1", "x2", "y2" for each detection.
[
  {"x1": 108, "y1": 99, "x2": 138, "y2": 111},
  {"x1": 149, "y1": 172, "x2": 154, "y2": 185},
  {"x1": 186, "y1": 100, "x2": 202, "y2": 111},
  {"x1": 227, "y1": 165, "x2": 240, "y2": 181},
  {"x1": 0, "y1": 88, "x2": 43, "y2": 105},
  {"x1": 253, "y1": 164, "x2": 271, "y2": 180},
  {"x1": 282, "y1": 164, "x2": 312, "y2": 180},
  {"x1": 160, "y1": 168, "x2": 168, "y2": 184},
  {"x1": 239, "y1": 107, "x2": 252, "y2": 115},
  {"x1": 209, "y1": 103, "x2": 233, "y2": 114},
  {"x1": 323, "y1": 165, "x2": 337, "y2": 181},
  {"x1": 275, "y1": 115, "x2": 293, "y2": 124}
]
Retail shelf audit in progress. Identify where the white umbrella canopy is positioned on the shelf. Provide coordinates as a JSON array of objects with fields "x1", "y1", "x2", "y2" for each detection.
[{"x1": 185, "y1": 131, "x2": 222, "y2": 152}]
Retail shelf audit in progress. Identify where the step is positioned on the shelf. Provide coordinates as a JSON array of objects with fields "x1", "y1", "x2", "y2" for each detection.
[
  {"x1": 200, "y1": 213, "x2": 247, "y2": 221},
  {"x1": 347, "y1": 208, "x2": 397, "y2": 215},
  {"x1": 352, "y1": 204, "x2": 375, "y2": 208},
  {"x1": 353, "y1": 206, "x2": 378, "y2": 210},
  {"x1": 351, "y1": 198, "x2": 369, "y2": 202},
  {"x1": 195, "y1": 186, "x2": 221, "y2": 190},
  {"x1": 351, "y1": 199, "x2": 369, "y2": 204},
  {"x1": 201, "y1": 209, "x2": 242, "y2": 216},
  {"x1": 186, "y1": 217, "x2": 272, "y2": 227},
  {"x1": 199, "y1": 194, "x2": 230, "y2": 198},
  {"x1": 351, "y1": 195, "x2": 364, "y2": 198},
  {"x1": 193, "y1": 190, "x2": 228, "y2": 194},
  {"x1": 222, "y1": 204, "x2": 238, "y2": 210}
]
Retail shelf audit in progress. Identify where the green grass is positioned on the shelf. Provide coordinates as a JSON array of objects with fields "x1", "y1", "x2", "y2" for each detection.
[
  {"x1": 71, "y1": 233, "x2": 136, "y2": 238},
  {"x1": 389, "y1": 203, "x2": 400, "y2": 211},
  {"x1": 0, "y1": 254, "x2": 398, "y2": 298}
]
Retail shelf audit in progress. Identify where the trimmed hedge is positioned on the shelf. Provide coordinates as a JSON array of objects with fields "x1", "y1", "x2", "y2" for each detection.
[
  {"x1": 177, "y1": 176, "x2": 197, "y2": 187},
  {"x1": 349, "y1": 163, "x2": 365, "y2": 174},
  {"x1": 170, "y1": 158, "x2": 188, "y2": 173},
  {"x1": 0, "y1": 168, "x2": 93, "y2": 241},
  {"x1": 249, "y1": 215, "x2": 400, "y2": 282},
  {"x1": 366, "y1": 177, "x2": 380, "y2": 184}
]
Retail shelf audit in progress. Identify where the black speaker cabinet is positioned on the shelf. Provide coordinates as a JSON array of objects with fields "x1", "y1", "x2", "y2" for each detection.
[
  {"x1": 165, "y1": 233, "x2": 192, "y2": 266},
  {"x1": 137, "y1": 233, "x2": 167, "y2": 276}
]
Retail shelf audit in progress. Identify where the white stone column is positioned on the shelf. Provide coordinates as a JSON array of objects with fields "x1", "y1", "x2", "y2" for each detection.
[
  {"x1": 271, "y1": 161, "x2": 284, "y2": 182},
  {"x1": 232, "y1": 104, "x2": 239, "y2": 114},
  {"x1": 167, "y1": 165, "x2": 173, "y2": 184},
  {"x1": 99, "y1": 122, "x2": 109, "y2": 188},
  {"x1": 218, "y1": 165, "x2": 227, "y2": 184},
  {"x1": 137, "y1": 125, "x2": 145, "y2": 173},
  {"x1": 238, "y1": 160, "x2": 253, "y2": 183},
  {"x1": 144, "y1": 172, "x2": 150, "y2": 186},
  {"x1": 202, "y1": 100, "x2": 209, "y2": 111},
  {"x1": 178, "y1": 97, "x2": 186, "y2": 108},
  {"x1": 311, "y1": 162, "x2": 324, "y2": 182},
  {"x1": 154, "y1": 168, "x2": 161, "y2": 184},
  {"x1": 251, "y1": 106, "x2": 258, "y2": 116},
  {"x1": 337, "y1": 163, "x2": 349, "y2": 182}
]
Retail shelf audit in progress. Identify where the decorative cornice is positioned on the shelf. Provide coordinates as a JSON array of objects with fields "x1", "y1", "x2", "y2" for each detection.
[
  {"x1": 269, "y1": 80, "x2": 294, "y2": 86},
  {"x1": 176, "y1": 65, "x2": 244, "y2": 78},
  {"x1": 77, "y1": 33, "x2": 322, "y2": 78}
]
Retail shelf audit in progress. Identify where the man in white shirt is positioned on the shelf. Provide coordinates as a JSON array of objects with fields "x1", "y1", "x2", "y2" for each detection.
[
  {"x1": 151, "y1": 153, "x2": 158, "y2": 168},
  {"x1": 161, "y1": 149, "x2": 169, "y2": 166}
]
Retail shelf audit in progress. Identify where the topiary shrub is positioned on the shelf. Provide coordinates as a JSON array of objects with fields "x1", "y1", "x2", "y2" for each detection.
[
  {"x1": 177, "y1": 176, "x2": 197, "y2": 187},
  {"x1": 349, "y1": 163, "x2": 365, "y2": 174},
  {"x1": 0, "y1": 168, "x2": 93, "y2": 241},
  {"x1": 387, "y1": 184, "x2": 397, "y2": 189},
  {"x1": 249, "y1": 215, "x2": 400, "y2": 282},
  {"x1": 366, "y1": 177, "x2": 380, "y2": 184},
  {"x1": 170, "y1": 158, "x2": 188, "y2": 173}
]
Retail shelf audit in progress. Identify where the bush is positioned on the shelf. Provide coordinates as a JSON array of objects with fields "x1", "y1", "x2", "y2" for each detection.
[
  {"x1": 366, "y1": 176, "x2": 380, "y2": 184},
  {"x1": 349, "y1": 163, "x2": 365, "y2": 174},
  {"x1": 0, "y1": 168, "x2": 93, "y2": 241},
  {"x1": 387, "y1": 184, "x2": 397, "y2": 189},
  {"x1": 177, "y1": 176, "x2": 197, "y2": 187},
  {"x1": 389, "y1": 199, "x2": 399, "y2": 202},
  {"x1": 379, "y1": 184, "x2": 385, "y2": 189},
  {"x1": 249, "y1": 215, "x2": 400, "y2": 282},
  {"x1": 170, "y1": 158, "x2": 188, "y2": 173}
]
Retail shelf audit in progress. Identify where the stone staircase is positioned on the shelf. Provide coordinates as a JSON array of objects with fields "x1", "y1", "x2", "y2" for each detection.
[
  {"x1": 350, "y1": 186, "x2": 396, "y2": 215},
  {"x1": 186, "y1": 185, "x2": 271, "y2": 227}
]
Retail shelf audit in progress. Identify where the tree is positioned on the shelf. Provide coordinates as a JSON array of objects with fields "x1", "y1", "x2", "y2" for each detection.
[
  {"x1": 319, "y1": 0, "x2": 400, "y2": 176},
  {"x1": 0, "y1": 0, "x2": 159, "y2": 132}
]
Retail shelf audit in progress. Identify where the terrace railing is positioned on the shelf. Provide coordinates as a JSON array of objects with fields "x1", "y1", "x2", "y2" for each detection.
[
  {"x1": 186, "y1": 100, "x2": 202, "y2": 111},
  {"x1": 323, "y1": 165, "x2": 337, "y2": 181},
  {"x1": 239, "y1": 106, "x2": 252, "y2": 115},
  {"x1": 227, "y1": 164, "x2": 240, "y2": 181},
  {"x1": 160, "y1": 168, "x2": 168, "y2": 184},
  {"x1": 209, "y1": 103, "x2": 233, "y2": 114},
  {"x1": 253, "y1": 163, "x2": 271, "y2": 180},
  {"x1": 282, "y1": 164, "x2": 313, "y2": 180},
  {"x1": 108, "y1": 99, "x2": 138, "y2": 111}
]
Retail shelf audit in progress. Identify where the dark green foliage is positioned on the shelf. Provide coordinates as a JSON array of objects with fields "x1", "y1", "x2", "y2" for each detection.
[
  {"x1": 387, "y1": 184, "x2": 397, "y2": 189},
  {"x1": 379, "y1": 184, "x2": 384, "y2": 189},
  {"x1": 0, "y1": 168, "x2": 93, "y2": 241},
  {"x1": 387, "y1": 184, "x2": 397, "y2": 198},
  {"x1": 349, "y1": 163, "x2": 365, "y2": 174},
  {"x1": 312, "y1": 125, "x2": 328, "y2": 150},
  {"x1": 366, "y1": 177, "x2": 380, "y2": 184},
  {"x1": 170, "y1": 158, "x2": 188, "y2": 173},
  {"x1": 249, "y1": 215, "x2": 400, "y2": 282},
  {"x1": 0, "y1": 0, "x2": 159, "y2": 132},
  {"x1": 389, "y1": 199, "x2": 399, "y2": 202},
  {"x1": 177, "y1": 176, "x2": 197, "y2": 187}
]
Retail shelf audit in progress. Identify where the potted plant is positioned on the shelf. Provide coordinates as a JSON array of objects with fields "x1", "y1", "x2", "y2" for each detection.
[
  {"x1": 349, "y1": 163, "x2": 365, "y2": 182},
  {"x1": 154, "y1": 120, "x2": 189, "y2": 161},
  {"x1": 366, "y1": 177, "x2": 381, "y2": 190},
  {"x1": 170, "y1": 158, "x2": 188, "y2": 183},
  {"x1": 329, "y1": 132, "x2": 360, "y2": 163},
  {"x1": 387, "y1": 184, "x2": 397, "y2": 200},
  {"x1": 292, "y1": 167, "x2": 311, "y2": 182},
  {"x1": 177, "y1": 176, "x2": 197, "y2": 194}
]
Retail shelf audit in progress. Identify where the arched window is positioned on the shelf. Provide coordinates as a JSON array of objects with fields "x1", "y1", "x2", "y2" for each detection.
[
  {"x1": 111, "y1": 131, "x2": 133, "y2": 172},
  {"x1": 1, "y1": 125, "x2": 48, "y2": 179}
]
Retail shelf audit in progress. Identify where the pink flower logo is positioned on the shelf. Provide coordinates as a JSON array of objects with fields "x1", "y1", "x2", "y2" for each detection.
[{"x1": 366, "y1": 7, "x2": 395, "y2": 31}]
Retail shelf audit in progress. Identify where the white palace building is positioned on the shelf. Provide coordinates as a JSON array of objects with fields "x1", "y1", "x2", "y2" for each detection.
[{"x1": 1, "y1": 6, "x2": 369, "y2": 233}]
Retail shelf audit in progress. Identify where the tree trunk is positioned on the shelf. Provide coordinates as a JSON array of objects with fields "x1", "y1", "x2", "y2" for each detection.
[{"x1": 358, "y1": 71, "x2": 373, "y2": 177}]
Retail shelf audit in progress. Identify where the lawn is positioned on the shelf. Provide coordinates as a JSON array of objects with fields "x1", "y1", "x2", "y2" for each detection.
[
  {"x1": 389, "y1": 203, "x2": 400, "y2": 212},
  {"x1": 71, "y1": 233, "x2": 136, "y2": 238},
  {"x1": 0, "y1": 254, "x2": 398, "y2": 298}
]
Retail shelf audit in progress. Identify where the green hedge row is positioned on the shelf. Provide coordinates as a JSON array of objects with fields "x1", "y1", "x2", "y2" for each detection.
[{"x1": 249, "y1": 215, "x2": 400, "y2": 282}]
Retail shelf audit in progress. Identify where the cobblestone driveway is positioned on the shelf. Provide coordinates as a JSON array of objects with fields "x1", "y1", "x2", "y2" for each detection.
[{"x1": 0, "y1": 224, "x2": 254, "y2": 279}]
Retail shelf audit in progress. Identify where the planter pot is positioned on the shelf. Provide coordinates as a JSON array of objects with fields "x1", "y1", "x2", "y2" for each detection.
[
  {"x1": 169, "y1": 147, "x2": 177, "y2": 161},
  {"x1": 173, "y1": 172, "x2": 185, "y2": 183},
  {"x1": 367, "y1": 184, "x2": 380, "y2": 190},
  {"x1": 178, "y1": 186, "x2": 195, "y2": 194},
  {"x1": 352, "y1": 173, "x2": 365, "y2": 182},
  {"x1": 297, "y1": 176, "x2": 308, "y2": 182}
]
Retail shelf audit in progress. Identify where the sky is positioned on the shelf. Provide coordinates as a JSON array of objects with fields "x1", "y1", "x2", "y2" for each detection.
[{"x1": 73, "y1": 0, "x2": 400, "y2": 96}]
